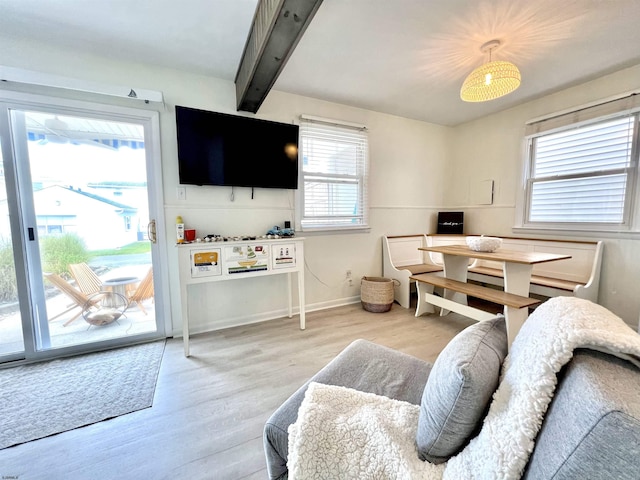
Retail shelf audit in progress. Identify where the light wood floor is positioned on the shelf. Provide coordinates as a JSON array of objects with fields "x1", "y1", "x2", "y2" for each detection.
[{"x1": 0, "y1": 301, "x2": 475, "y2": 480}]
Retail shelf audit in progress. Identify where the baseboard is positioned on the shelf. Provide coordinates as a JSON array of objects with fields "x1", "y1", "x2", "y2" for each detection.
[{"x1": 172, "y1": 295, "x2": 362, "y2": 337}]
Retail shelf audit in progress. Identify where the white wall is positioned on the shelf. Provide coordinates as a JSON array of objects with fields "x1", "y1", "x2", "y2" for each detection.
[
  {"x1": 448, "y1": 64, "x2": 640, "y2": 326},
  {"x1": 0, "y1": 36, "x2": 451, "y2": 335},
  {"x1": 165, "y1": 89, "x2": 451, "y2": 333}
]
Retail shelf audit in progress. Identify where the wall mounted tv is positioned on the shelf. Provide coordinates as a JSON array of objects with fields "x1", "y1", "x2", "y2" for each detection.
[{"x1": 176, "y1": 106, "x2": 299, "y2": 189}]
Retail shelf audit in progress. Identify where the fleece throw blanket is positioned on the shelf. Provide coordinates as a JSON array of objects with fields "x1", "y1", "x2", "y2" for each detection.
[{"x1": 287, "y1": 297, "x2": 640, "y2": 479}]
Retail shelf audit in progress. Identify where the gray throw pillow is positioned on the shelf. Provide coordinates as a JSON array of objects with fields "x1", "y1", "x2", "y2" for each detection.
[{"x1": 416, "y1": 316, "x2": 507, "y2": 464}]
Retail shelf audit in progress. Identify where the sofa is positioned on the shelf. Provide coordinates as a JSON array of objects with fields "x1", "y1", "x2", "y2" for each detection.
[{"x1": 264, "y1": 298, "x2": 640, "y2": 479}]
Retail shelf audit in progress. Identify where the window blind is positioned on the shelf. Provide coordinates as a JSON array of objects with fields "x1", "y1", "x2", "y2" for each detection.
[
  {"x1": 527, "y1": 115, "x2": 636, "y2": 224},
  {"x1": 298, "y1": 118, "x2": 369, "y2": 230}
]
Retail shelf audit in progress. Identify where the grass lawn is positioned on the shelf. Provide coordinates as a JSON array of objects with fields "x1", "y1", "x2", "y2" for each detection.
[{"x1": 89, "y1": 241, "x2": 151, "y2": 257}]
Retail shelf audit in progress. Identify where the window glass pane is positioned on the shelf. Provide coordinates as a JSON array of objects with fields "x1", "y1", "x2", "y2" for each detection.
[
  {"x1": 303, "y1": 181, "x2": 359, "y2": 217},
  {"x1": 526, "y1": 110, "x2": 638, "y2": 227},
  {"x1": 298, "y1": 119, "x2": 369, "y2": 230},
  {"x1": 529, "y1": 174, "x2": 627, "y2": 223},
  {"x1": 301, "y1": 138, "x2": 360, "y2": 176},
  {"x1": 534, "y1": 117, "x2": 634, "y2": 178}
]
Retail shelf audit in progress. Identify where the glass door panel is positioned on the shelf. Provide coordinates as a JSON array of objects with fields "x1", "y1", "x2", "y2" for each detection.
[
  {"x1": 24, "y1": 110, "x2": 157, "y2": 349},
  {"x1": 9, "y1": 108, "x2": 161, "y2": 354},
  {"x1": 0, "y1": 141, "x2": 26, "y2": 360}
]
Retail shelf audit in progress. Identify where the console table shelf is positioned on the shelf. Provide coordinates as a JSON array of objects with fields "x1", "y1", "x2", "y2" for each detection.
[{"x1": 177, "y1": 238, "x2": 305, "y2": 357}]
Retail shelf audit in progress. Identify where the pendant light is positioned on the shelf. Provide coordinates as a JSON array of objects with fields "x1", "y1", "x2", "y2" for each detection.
[{"x1": 460, "y1": 40, "x2": 521, "y2": 102}]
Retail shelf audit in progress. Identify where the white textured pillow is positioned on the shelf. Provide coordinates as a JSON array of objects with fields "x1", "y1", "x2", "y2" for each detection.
[{"x1": 416, "y1": 317, "x2": 507, "y2": 464}]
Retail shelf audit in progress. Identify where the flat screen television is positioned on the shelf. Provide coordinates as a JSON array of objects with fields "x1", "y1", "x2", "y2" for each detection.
[{"x1": 175, "y1": 106, "x2": 299, "y2": 189}]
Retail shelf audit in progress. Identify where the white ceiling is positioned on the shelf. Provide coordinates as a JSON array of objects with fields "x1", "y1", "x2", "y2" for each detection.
[{"x1": 2, "y1": 0, "x2": 640, "y2": 126}]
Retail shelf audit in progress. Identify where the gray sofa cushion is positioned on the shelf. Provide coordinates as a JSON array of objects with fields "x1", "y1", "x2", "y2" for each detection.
[
  {"x1": 416, "y1": 316, "x2": 507, "y2": 464},
  {"x1": 523, "y1": 349, "x2": 640, "y2": 480},
  {"x1": 263, "y1": 339, "x2": 433, "y2": 480}
]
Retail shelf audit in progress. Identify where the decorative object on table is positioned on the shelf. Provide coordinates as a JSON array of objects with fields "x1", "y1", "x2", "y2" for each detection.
[
  {"x1": 361, "y1": 276, "x2": 399, "y2": 313},
  {"x1": 437, "y1": 211, "x2": 464, "y2": 234},
  {"x1": 466, "y1": 235, "x2": 502, "y2": 252},
  {"x1": 176, "y1": 215, "x2": 185, "y2": 244},
  {"x1": 266, "y1": 225, "x2": 295, "y2": 237},
  {"x1": 184, "y1": 229, "x2": 196, "y2": 242}
]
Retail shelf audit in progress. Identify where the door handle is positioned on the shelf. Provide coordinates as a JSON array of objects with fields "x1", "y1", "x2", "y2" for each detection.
[
  {"x1": 28, "y1": 227, "x2": 35, "y2": 241},
  {"x1": 147, "y1": 220, "x2": 157, "y2": 244}
]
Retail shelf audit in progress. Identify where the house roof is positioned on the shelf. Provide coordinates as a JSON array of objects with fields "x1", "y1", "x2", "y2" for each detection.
[{"x1": 44, "y1": 185, "x2": 137, "y2": 214}]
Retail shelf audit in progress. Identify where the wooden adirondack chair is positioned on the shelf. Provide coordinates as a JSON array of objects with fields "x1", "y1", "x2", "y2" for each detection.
[
  {"x1": 128, "y1": 268, "x2": 154, "y2": 315},
  {"x1": 68, "y1": 262, "x2": 103, "y2": 296},
  {"x1": 44, "y1": 272, "x2": 103, "y2": 326}
]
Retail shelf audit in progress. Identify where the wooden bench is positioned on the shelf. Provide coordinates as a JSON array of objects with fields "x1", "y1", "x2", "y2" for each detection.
[
  {"x1": 411, "y1": 273, "x2": 541, "y2": 320},
  {"x1": 382, "y1": 235, "x2": 443, "y2": 308}
]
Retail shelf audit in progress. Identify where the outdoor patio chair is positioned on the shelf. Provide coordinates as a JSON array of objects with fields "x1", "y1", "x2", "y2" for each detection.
[
  {"x1": 43, "y1": 272, "x2": 102, "y2": 326},
  {"x1": 128, "y1": 267, "x2": 154, "y2": 315},
  {"x1": 68, "y1": 262, "x2": 103, "y2": 296}
]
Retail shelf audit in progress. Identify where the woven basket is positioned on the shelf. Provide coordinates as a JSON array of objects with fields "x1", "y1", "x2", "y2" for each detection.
[{"x1": 361, "y1": 276, "x2": 397, "y2": 313}]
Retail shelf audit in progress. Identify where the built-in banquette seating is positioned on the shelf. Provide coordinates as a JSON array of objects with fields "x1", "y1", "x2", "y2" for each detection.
[
  {"x1": 383, "y1": 234, "x2": 603, "y2": 308},
  {"x1": 382, "y1": 235, "x2": 443, "y2": 308}
]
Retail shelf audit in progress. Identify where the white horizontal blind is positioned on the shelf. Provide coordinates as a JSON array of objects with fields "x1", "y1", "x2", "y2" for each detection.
[
  {"x1": 527, "y1": 115, "x2": 636, "y2": 224},
  {"x1": 525, "y1": 92, "x2": 640, "y2": 136},
  {"x1": 298, "y1": 118, "x2": 369, "y2": 230}
]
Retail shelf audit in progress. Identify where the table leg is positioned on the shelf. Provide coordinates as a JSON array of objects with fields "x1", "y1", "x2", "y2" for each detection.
[
  {"x1": 181, "y1": 282, "x2": 190, "y2": 357},
  {"x1": 442, "y1": 254, "x2": 469, "y2": 313},
  {"x1": 287, "y1": 272, "x2": 293, "y2": 318},
  {"x1": 505, "y1": 306, "x2": 528, "y2": 347},
  {"x1": 503, "y1": 263, "x2": 534, "y2": 347},
  {"x1": 503, "y1": 262, "x2": 533, "y2": 296},
  {"x1": 298, "y1": 270, "x2": 306, "y2": 330}
]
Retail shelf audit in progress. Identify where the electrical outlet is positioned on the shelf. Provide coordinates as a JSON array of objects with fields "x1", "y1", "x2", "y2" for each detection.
[
  {"x1": 176, "y1": 187, "x2": 186, "y2": 201},
  {"x1": 346, "y1": 270, "x2": 353, "y2": 287},
  {"x1": 346, "y1": 270, "x2": 352, "y2": 279}
]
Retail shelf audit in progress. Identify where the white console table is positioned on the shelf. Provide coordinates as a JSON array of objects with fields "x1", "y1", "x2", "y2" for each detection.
[{"x1": 177, "y1": 237, "x2": 305, "y2": 357}]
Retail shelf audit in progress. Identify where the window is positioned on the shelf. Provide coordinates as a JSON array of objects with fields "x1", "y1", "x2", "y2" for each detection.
[
  {"x1": 296, "y1": 116, "x2": 369, "y2": 231},
  {"x1": 522, "y1": 94, "x2": 640, "y2": 230}
]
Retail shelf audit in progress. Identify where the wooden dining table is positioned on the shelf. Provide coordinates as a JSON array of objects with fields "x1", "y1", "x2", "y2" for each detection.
[{"x1": 417, "y1": 244, "x2": 571, "y2": 345}]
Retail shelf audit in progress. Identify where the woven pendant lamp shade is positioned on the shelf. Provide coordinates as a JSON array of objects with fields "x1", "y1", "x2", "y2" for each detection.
[{"x1": 460, "y1": 59, "x2": 521, "y2": 102}]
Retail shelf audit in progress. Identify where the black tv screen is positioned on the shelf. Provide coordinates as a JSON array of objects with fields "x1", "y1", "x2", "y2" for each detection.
[{"x1": 176, "y1": 106, "x2": 299, "y2": 189}]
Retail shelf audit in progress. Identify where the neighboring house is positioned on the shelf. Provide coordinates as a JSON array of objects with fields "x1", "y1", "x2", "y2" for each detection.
[
  {"x1": 86, "y1": 181, "x2": 149, "y2": 240},
  {"x1": 32, "y1": 185, "x2": 138, "y2": 250}
]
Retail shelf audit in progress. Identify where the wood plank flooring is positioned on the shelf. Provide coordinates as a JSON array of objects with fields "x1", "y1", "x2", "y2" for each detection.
[{"x1": 0, "y1": 302, "x2": 475, "y2": 480}]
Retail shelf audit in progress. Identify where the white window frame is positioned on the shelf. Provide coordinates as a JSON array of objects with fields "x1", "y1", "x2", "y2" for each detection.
[
  {"x1": 295, "y1": 115, "x2": 369, "y2": 233},
  {"x1": 517, "y1": 93, "x2": 640, "y2": 233}
]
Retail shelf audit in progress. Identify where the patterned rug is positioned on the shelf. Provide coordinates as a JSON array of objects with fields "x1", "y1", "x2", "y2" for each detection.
[{"x1": 0, "y1": 340, "x2": 165, "y2": 449}]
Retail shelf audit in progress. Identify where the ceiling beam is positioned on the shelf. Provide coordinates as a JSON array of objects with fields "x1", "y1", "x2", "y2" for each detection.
[{"x1": 235, "y1": 0, "x2": 323, "y2": 113}]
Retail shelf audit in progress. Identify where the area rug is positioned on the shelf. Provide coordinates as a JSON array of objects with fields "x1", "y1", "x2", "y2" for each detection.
[{"x1": 0, "y1": 340, "x2": 165, "y2": 449}]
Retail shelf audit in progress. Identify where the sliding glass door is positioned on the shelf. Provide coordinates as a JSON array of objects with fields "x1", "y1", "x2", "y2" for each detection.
[{"x1": 0, "y1": 93, "x2": 166, "y2": 363}]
